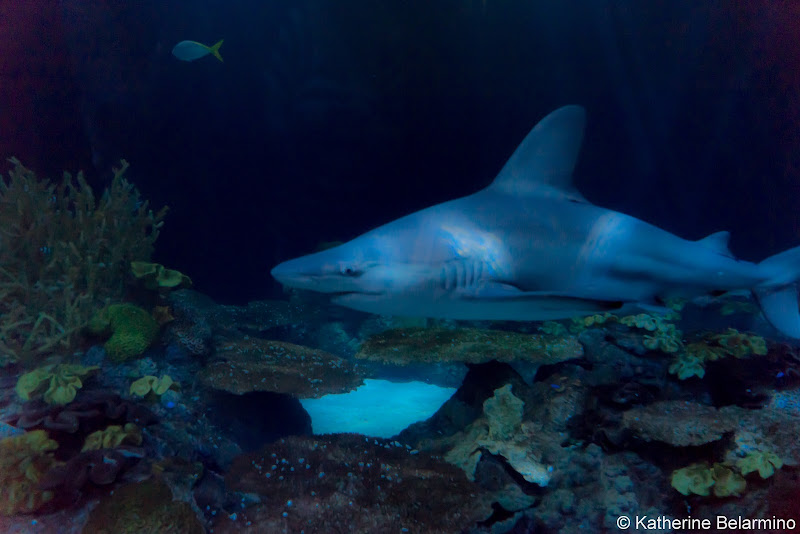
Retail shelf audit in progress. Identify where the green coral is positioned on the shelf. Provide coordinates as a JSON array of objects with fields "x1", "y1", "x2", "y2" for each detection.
[
  {"x1": 569, "y1": 312, "x2": 617, "y2": 333},
  {"x1": 130, "y1": 261, "x2": 192, "y2": 290},
  {"x1": 668, "y1": 329, "x2": 767, "y2": 381},
  {"x1": 538, "y1": 321, "x2": 568, "y2": 336},
  {"x1": 0, "y1": 159, "x2": 167, "y2": 362},
  {"x1": 668, "y1": 353, "x2": 706, "y2": 380},
  {"x1": 620, "y1": 313, "x2": 659, "y2": 331},
  {"x1": 82, "y1": 423, "x2": 142, "y2": 452},
  {"x1": 736, "y1": 451, "x2": 783, "y2": 479},
  {"x1": 15, "y1": 363, "x2": 99, "y2": 405},
  {"x1": 0, "y1": 430, "x2": 60, "y2": 515},
  {"x1": 483, "y1": 384, "x2": 524, "y2": 441},
  {"x1": 130, "y1": 375, "x2": 175, "y2": 397},
  {"x1": 719, "y1": 300, "x2": 759, "y2": 316},
  {"x1": 81, "y1": 478, "x2": 205, "y2": 534},
  {"x1": 671, "y1": 459, "x2": 765, "y2": 498},
  {"x1": 711, "y1": 464, "x2": 746, "y2": 497},
  {"x1": 89, "y1": 304, "x2": 160, "y2": 362},
  {"x1": 712, "y1": 328, "x2": 767, "y2": 358},
  {"x1": 671, "y1": 463, "x2": 715, "y2": 496},
  {"x1": 642, "y1": 322, "x2": 682, "y2": 353}
]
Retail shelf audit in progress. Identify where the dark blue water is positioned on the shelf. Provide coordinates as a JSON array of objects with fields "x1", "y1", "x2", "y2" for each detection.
[{"x1": 2, "y1": 1, "x2": 798, "y2": 303}]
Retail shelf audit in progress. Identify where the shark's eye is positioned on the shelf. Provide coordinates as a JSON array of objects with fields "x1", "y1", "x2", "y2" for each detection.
[{"x1": 341, "y1": 266, "x2": 362, "y2": 277}]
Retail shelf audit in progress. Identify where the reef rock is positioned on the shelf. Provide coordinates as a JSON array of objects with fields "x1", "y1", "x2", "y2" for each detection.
[
  {"x1": 200, "y1": 339, "x2": 364, "y2": 398},
  {"x1": 356, "y1": 327, "x2": 582, "y2": 366},
  {"x1": 215, "y1": 433, "x2": 491, "y2": 533}
]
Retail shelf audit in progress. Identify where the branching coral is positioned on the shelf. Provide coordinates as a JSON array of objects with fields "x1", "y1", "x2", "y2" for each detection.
[{"x1": 0, "y1": 159, "x2": 167, "y2": 362}]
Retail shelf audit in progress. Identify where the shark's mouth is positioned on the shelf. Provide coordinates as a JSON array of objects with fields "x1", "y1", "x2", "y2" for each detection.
[{"x1": 330, "y1": 291, "x2": 382, "y2": 303}]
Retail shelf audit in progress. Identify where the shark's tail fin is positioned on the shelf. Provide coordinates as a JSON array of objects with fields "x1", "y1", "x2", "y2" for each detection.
[{"x1": 754, "y1": 245, "x2": 800, "y2": 338}]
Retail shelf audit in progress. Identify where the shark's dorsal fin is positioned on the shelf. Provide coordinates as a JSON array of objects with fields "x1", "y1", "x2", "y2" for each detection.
[
  {"x1": 696, "y1": 231, "x2": 733, "y2": 258},
  {"x1": 487, "y1": 105, "x2": 587, "y2": 201}
]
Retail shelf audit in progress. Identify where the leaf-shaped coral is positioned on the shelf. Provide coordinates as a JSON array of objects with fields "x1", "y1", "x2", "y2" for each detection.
[
  {"x1": 668, "y1": 354, "x2": 705, "y2": 380},
  {"x1": 685, "y1": 341, "x2": 727, "y2": 363},
  {"x1": 130, "y1": 375, "x2": 175, "y2": 397},
  {"x1": 711, "y1": 464, "x2": 746, "y2": 497},
  {"x1": 713, "y1": 329, "x2": 767, "y2": 358},
  {"x1": 130, "y1": 261, "x2": 192, "y2": 290},
  {"x1": 736, "y1": 451, "x2": 783, "y2": 479},
  {"x1": 671, "y1": 463, "x2": 715, "y2": 496},
  {"x1": 15, "y1": 365, "x2": 56, "y2": 401},
  {"x1": 0, "y1": 430, "x2": 60, "y2": 515},
  {"x1": 130, "y1": 376, "x2": 158, "y2": 397},
  {"x1": 16, "y1": 364, "x2": 99, "y2": 405},
  {"x1": 82, "y1": 423, "x2": 142, "y2": 451},
  {"x1": 152, "y1": 375, "x2": 174, "y2": 395},
  {"x1": 538, "y1": 321, "x2": 568, "y2": 336}
]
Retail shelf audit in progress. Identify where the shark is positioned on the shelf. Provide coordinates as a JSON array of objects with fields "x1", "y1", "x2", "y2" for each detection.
[{"x1": 271, "y1": 105, "x2": 800, "y2": 338}]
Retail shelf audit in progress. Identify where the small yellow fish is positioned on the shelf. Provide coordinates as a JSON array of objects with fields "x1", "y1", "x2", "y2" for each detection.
[{"x1": 171, "y1": 39, "x2": 224, "y2": 62}]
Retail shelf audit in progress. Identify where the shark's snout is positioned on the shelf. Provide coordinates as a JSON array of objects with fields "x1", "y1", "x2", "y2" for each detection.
[{"x1": 270, "y1": 259, "x2": 311, "y2": 288}]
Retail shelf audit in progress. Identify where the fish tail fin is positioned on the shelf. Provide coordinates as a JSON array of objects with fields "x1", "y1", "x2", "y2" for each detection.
[
  {"x1": 209, "y1": 39, "x2": 224, "y2": 62},
  {"x1": 754, "y1": 245, "x2": 800, "y2": 338}
]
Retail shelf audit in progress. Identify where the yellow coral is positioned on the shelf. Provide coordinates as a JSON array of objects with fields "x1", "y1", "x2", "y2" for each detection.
[
  {"x1": 82, "y1": 423, "x2": 142, "y2": 451},
  {"x1": 712, "y1": 329, "x2": 767, "y2": 358},
  {"x1": 130, "y1": 375, "x2": 175, "y2": 397},
  {"x1": 130, "y1": 261, "x2": 192, "y2": 290},
  {"x1": 0, "y1": 430, "x2": 60, "y2": 515},
  {"x1": 15, "y1": 364, "x2": 99, "y2": 405},
  {"x1": 671, "y1": 463, "x2": 714, "y2": 496}
]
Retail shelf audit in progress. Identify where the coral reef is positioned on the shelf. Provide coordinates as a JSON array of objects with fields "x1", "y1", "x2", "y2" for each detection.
[
  {"x1": 441, "y1": 384, "x2": 554, "y2": 486},
  {"x1": 0, "y1": 159, "x2": 166, "y2": 361},
  {"x1": 10, "y1": 390, "x2": 157, "y2": 434},
  {"x1": 356, "y1": 326, "x2": 583, "y2": 365},
  {"x1": 39, "y1": 445, "x2": 146, "y2": 493},
  {"x1": 88, "y1": 303, "x2": 160, "y2": 362},
  {"x1": 15, "y1": 364, "x2": 99, "y2": 405},
  {"x1": 668, "y1": 329, "x2": 768, "y2": 380},
  {"x1": 201, "y1": 339, "x2": 364, "y2": 398},
  {"x1": 0, "y1": 429, "x2": 60, "y2": 516},
  {"x1": 215, "y1": 433, "x2": 492, "y2": 533},
  {"x1": 129, "y1": 375, "x2": 175, "y2": 397},
  {"x1": 130, "y1": 261, "x2": 192, "y2": 290},
  {"x1": 622, "y1": 400, "x2": 739, "y2": 446},
  {"x1": 82, "y1": 478, "x2": 204, "y2": 534},
  {"x1": 81, "y1": 423, "x2": 142, "y2": 451}
]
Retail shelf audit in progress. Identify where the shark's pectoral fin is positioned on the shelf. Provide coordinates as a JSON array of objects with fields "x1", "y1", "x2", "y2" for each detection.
[
  {"x1": 754, "y1": 284, "x2": 800, "y2": 338},
  {"x1": 462, "y1": 284, "x2": 623, "y2": 314}
]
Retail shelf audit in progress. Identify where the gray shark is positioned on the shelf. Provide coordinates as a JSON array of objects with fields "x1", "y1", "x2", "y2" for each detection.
[{"x1": 271, "y1": 105, "x2": 800, "y2": 338}]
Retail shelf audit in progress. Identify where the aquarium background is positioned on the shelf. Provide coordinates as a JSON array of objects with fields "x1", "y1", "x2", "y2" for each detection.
[
  {"x1": 2, "y1": 2, "x2": 800, "y2": 532},
  {"x1": 2, "y1": 1, "x2": 799, "y2": 304}
]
